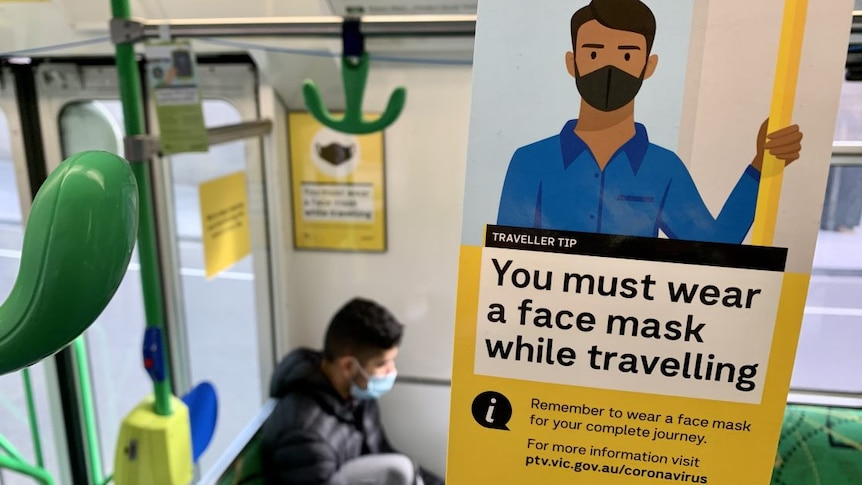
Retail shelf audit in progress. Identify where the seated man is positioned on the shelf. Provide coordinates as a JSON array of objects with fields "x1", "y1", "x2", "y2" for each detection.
[{"x1": 261, "y1": 297, "x2": 445, "y2": 485}]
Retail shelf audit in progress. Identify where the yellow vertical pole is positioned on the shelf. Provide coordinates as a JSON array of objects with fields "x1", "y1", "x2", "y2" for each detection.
[{"x1": 752, "y1": 0, "x2": 809, "y2": 246}]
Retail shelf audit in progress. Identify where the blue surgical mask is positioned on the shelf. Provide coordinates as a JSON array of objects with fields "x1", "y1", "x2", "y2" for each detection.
[{"x1": 349, "y1": 359, "x2": 397, "y2": 400}]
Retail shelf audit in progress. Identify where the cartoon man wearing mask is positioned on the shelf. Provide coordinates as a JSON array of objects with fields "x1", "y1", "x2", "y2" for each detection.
[{"x1": 497, "y1": 0, "x2": 803, "y2": 244}]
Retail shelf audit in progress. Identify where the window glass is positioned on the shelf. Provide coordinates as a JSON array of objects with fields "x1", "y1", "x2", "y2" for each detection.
[
  {"x1": 791, "y1": 78, "x2": 862, "y2": 394},
  {"x1": 833, "y1": 81, "x2": 862, "y2": 142},
  {"x1": 0, "y1": 106, "x2": 63, "y2": 484},
  {"x1": 165, "y1": 100, "x2": 263, "y2": 473}
]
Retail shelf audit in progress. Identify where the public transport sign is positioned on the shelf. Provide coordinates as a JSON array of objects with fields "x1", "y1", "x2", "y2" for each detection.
[{"x1": 445, "y1": 0, "x2": 854, "y2": 483}]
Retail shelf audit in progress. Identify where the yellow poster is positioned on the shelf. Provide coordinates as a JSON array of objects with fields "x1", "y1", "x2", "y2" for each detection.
[
  {"x1": 448, "y1": 232, "x2": 805, "y2": 484},
  {"x1": 198, "y1": 171, "x2": 251, "y2": 279},
  {"x1": 288, "y1": 111, "x2": 386, "y2": 252},
  {"x1": 447, "y1": 0, "x2": 853, "y2": 483}
]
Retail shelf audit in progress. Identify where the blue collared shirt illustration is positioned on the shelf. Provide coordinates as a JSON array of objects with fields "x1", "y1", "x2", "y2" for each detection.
[{"x1": 497, "y1": 119, "x2": 761, "y2": 244}]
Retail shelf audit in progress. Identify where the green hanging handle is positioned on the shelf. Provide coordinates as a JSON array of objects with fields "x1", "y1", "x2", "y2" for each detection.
[
  {"x1": 302, "y1": 18, "x2": 407, "y2": 135},
  {"x1": 0, "y1": 150, "x2": 138, "y2": 376}
]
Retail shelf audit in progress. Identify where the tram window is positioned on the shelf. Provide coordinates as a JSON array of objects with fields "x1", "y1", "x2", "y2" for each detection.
[
  {"x1": 791, "y1": 79, "x2": 862, "y2": 396},
  {"x1": 0, "y1": 108, "x2": 63, "y2": 483},
  {"x1": 833, "y1": 80, "x2": 862, "y2": 142},
  {"x1": 164, "y1": 100, "x2": 264, "y2": 473}
]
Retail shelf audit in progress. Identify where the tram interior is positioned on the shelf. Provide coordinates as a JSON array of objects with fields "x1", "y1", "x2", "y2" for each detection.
[{"x1": 2, "y1": 0, "x2": 862, "y2": 483}]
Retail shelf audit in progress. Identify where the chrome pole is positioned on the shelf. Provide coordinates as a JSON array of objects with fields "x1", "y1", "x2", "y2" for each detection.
[{"x1": 115, "y1": 15, "x2": 477, "y2": 41}]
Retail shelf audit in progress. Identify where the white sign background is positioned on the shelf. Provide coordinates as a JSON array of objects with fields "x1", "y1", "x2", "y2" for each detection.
[{"x1": 474, "y1": 247, "x2": 784, "y2": 404}]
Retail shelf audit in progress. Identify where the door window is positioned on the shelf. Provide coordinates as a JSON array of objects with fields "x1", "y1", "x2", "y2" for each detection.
[
  {"x1": 163, "y1": 99, "x2": 265, "y2": 472},
  {"x1": 0, "y1": 103, "x2": 63, "y2": 484},
  {"x1": 57, "y1": 96, "x2": 269, "y2": 475},
  {"x1": 57, "y1": 99, "x2": 152, "y2": 478}
]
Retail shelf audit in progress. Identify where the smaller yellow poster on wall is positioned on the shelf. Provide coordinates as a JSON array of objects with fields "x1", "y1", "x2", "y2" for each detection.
[
  {"x1": 199, "y1": 171, "x2": 251, "y2": 279},
  {"x1": 288, "y1": 111, "x2": 387, "y2": 252}
]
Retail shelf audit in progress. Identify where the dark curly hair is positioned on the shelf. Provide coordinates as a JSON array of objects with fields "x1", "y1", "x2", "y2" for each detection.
[
  {"x1": 571, "y1": 0, "x2": 657, "y2": 54},
  {"x1": 322, "y1": 297, "x2": 404, "y2": 363}
]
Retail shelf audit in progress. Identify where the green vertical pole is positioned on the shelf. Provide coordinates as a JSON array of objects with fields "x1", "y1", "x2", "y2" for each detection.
[
  {"x1": 21, "y1": 368, "x2": 45, "y2": 468},
  {"x1": 73, "y1": 338, "x2": 104, "y2": 485},
  {"x1": 110, "y1": 0, "x2": 173, "y2": 417}
]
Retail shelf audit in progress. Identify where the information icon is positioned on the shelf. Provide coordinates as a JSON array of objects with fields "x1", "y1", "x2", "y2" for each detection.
[{"x1": 472, "y1": 391, "x2": 512, "y2": 431}]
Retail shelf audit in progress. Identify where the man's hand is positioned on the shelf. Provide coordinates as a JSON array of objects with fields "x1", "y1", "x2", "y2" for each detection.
[{"x1": 751, "y1": 118, "x2": 803, "y2": 172}]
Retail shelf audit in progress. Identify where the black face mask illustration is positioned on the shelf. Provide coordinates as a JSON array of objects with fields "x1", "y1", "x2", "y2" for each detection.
[
  {"x1": 172, "y1": 51, "x2": 194, "y2": 77},
  {"x1": 575, "y1": 63, "x2": 647, "y2": 112},
  {"x1": 316, "y1": 143, "x2": 356, "y2": 166}
]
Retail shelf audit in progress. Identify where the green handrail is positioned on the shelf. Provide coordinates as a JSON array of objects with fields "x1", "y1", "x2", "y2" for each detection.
[
  {"x1": 0, "y1": 454, "x2": 54, "y2": 485},
  {"x1": 111, "y1": 0, "x2": 174, "y2": 418},
  {"x1": 22, "y1": 368, "x2": 45, "y2": 468},
  {"x1": 0, "y1": 150, "x2": 138, "y2": 375},
  {"x1": 0, "y1": 434, "x2": 24, "y2": 462},
  {"x1": 74, "y1": 337, "x2": 105, "y2": 485}
]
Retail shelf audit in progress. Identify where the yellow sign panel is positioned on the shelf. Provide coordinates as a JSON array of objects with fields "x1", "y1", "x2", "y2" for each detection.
[
  {"x1": 199, "y1": 171, "x2": 251, "y2": 279},
  {"x1": 288, "y1": 112, "x2": 386, "y2": 252},
  {"x1": 447, "y1": 235, "x2": 804, "y2": 484}
]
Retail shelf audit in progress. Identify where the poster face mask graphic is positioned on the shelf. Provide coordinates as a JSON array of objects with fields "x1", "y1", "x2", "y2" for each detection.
[
  {"x1": 575, "y1": 64, "x2": 647, "y2": 112},
  {"x1": 316, "y1": 142, "x2": 357, "y2": 166},
  {"x1": 445, "y1": 0, "x2": 854, "y2": 483}
]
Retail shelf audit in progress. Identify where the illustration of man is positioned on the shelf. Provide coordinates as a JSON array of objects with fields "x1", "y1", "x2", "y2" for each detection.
[{"x1": 496, "y1": 0, "x2": 803, "y2": 244}]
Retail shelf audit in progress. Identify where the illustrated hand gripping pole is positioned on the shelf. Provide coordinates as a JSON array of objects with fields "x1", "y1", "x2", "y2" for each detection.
[
  {"x1": 752, "y1": 0, "x2": 808, "y2": 246},
  {"x1": 0, "y1": 150, "x2": 138, "y2": 376},
  {"x1": 302, "y1": 17, "x2": 407, "y2": 135}
]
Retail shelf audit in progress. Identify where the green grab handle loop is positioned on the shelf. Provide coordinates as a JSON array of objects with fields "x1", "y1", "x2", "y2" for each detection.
[
  {"x1": 0, "y1": 150, "x2": 138, "y2": 376},
  {"x1": 303, "y1": 53, "x2": 407, "y2": 135},
  {"x1": 0, "y1": 453, "x2": 54, "y2": 485}
]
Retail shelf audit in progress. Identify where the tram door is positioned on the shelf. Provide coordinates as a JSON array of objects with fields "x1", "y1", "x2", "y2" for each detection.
[
  {"x1": 29, "y1": 56, "x2": 277, "y2": 477},
  {"x1": 0, "y1": 65, "x2": 76, "y2": 485}
]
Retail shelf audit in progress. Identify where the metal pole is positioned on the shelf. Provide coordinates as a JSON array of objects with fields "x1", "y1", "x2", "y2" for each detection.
[
  {"x1": 111, "y1": 15, "x2": 476, "y2": 41},
  {"x1": 206, "y1": 119, "x2": 273, "y2": 146},
  {"x1": 0, "y1": 454, "x2": 54, "y2": 485},
  {"x1": 111, "y1": 0, "x2": 173, "y2": 417},
  {"x1": 21, "y1": 369, "x2": 45, "y2": 468},
  {"x1": 832, "y1": 142, "x2": 862, "y2": 156},
  {"x1": 73, "y1": 338, "x2": 104, "y2": 485}
]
